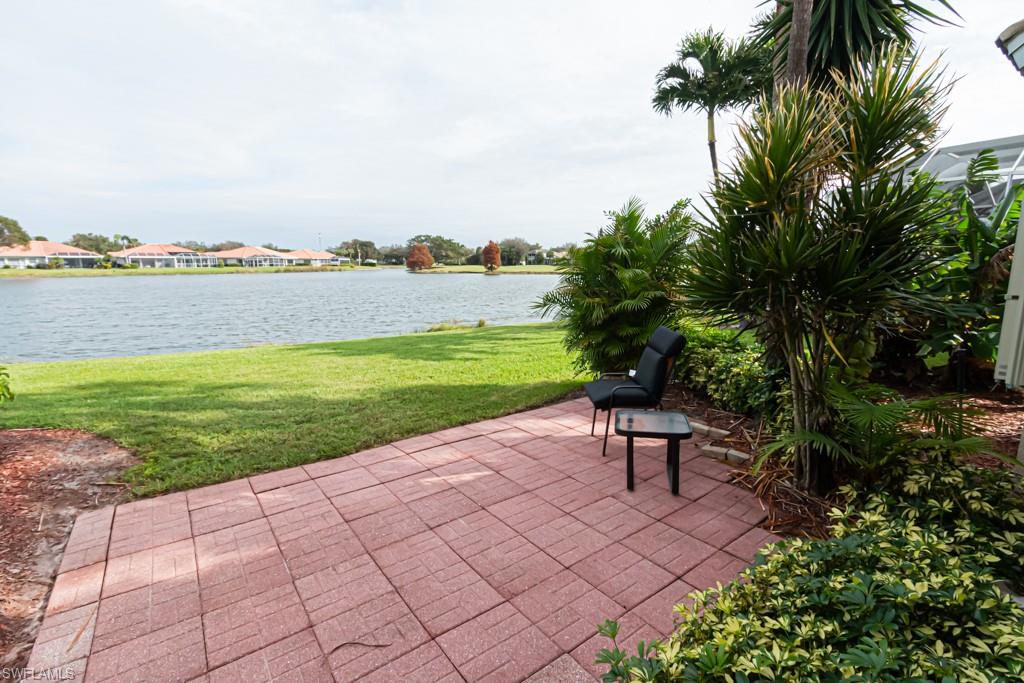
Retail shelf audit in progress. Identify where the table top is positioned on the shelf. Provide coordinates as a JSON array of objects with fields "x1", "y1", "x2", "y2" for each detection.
[{"x1": 614, "y1": 410, "x2": 692, "y2": 439}]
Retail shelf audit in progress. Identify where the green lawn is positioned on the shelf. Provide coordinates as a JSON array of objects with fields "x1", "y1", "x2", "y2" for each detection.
[
  {"x1": 0, "y1": 265, "x2": 392, "y2": 278},
  {"x1": 414, "y1": 264, "x2": 559, "y2": 274},
  {"x1": 0, "y1": 324, "x2": 579, "y2": 496}
]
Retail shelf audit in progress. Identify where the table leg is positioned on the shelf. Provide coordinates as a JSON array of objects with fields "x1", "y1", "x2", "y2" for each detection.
[
  {"x1": 667, "y1": 438, "x2": 680, "y2": 496},
  {"x1": 626, "y1": 436, "x2": 634, "y2": 491}
]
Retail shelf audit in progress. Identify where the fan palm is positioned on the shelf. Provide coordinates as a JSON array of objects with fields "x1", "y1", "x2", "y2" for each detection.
[
  {"x1": 681, "y1": 46, "x2": 952, "y2": 493},
  {"x1": 756, "y1": 0, "x2": 959, "y2": 86},
  {"x1": 653, "y1": 29, "x2": 770, "y2": 184},
  {"x1": 535, "y1": 198, "x2": 691, "y2": 375},
  {"x1": 762, "y1": 381, "x2": 992, "y2": 479}
]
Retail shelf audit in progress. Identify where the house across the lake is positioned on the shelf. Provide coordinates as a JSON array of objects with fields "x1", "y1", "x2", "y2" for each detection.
[
  {"x1": 212, "y1": 246, "x2": 290, "y2": 267},
  {"x1": 283, "y1": 248, "x2": 339, "y2": 266},
  {"x1": 109, "y1": 243, "x2": 219, "y2": 268},
  {"x1": 0, "y1": 240, "x2": 102, "y2": 268}
]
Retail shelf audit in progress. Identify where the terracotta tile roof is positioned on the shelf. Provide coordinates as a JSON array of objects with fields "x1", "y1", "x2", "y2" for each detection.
[
  {"x1": 285, "y1": 249, "x2": 337, "y2": 260},
  {"x1": 108, "y1": 243, "x2": 199, "y2": 258},
  {"x1": 0, "y1": 240, "x2": 101, "y2": 258},
  {"x1": 211, "y1": 246, "x2": 289, "y2": 259}
]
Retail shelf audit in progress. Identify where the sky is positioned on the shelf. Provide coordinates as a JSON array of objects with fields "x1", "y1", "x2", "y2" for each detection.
[{"x1": 1, "y1": 1, "x2": 1022, "y2": 250}]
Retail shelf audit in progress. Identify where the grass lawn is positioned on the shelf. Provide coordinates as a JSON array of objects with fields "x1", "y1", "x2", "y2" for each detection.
[
  {"x1": 414, "y1": 264, "x2": 559, "y2": 274},
  {"x1": 0, "y1": 324, "x2": 579, "y2": 496},
  {"x1": 0, "y1": 265, "x2": 393, "y2": 278}
]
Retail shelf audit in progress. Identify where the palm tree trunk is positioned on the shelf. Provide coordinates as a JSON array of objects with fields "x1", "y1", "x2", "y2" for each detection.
[
  {"x1": 785, "y1": 0, "x2": 813, "y2": 85},
  {"x1": 706, "y1": 110, "x2": 719, "y2": 185}
]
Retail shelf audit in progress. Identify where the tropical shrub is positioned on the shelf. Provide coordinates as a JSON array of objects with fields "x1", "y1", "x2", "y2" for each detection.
[
  {"x1": 482, "y1": 240, "x2": 501, "y2": 271},
  {"x1": 0, "y1": 366, "x2": 12, "y2": 404},
  {"x1": 598, "y1": 460, "x2": 1024, "y2": 682},
  {"x1": 405, "y1": 243, "x2": 434, "y2": 271},
  {"x1": 674, "y1": 323, "x2": 778, "y2": 416},
  {"x1": 680, "y1": 47, "x2": 951, "y2": 493},
  {"x1": 535, "y1": 198, "x2": 691, "y2": 375},
  {"x1": 917, "y1": 149, "x2": 1023, "y2": 367},
  {"x1": 763, "y1": 381, "x2": 993, "y2": 480},
  {"x1": 865, "y1": 454, "x2": 1024, "y2": 592}
]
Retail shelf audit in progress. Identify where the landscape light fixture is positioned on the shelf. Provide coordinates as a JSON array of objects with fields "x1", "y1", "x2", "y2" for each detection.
[{"x1": 996, "y1": 20, "x2": 1024, "y2": 77}]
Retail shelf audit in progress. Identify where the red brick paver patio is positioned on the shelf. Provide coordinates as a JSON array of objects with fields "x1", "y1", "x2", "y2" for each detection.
[{"x1": 29, "y1": 398, "x2": 778, "y2": 682}]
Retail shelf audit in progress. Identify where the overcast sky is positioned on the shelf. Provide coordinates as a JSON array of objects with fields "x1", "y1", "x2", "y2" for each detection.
[{"x1": 1, "y1": 1, "x2": 1022, "y2": 250}]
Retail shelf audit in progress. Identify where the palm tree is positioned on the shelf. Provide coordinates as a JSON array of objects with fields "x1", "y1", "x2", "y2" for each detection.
[
  {"x1": 784, "y1": 0, "x2": 814, "y2": 84},
  {"x1": 758, "y1": 0, "x2": 958, "y2": 86},
  {"x1": 653, "y1": 29, "x2": 770, "y2": 184},
  {"x1": 681, "y1": 46, "x2": 952, "y2": 493},
  {"x1": 535, "y1": 198, "x2": 692, "y2": 375}
]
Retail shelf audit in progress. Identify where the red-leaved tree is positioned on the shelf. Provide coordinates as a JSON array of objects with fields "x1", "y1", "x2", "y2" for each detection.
[
  {"x1": 406, "y1": 243, "x2": 434, "y2": 271},
  {"x1": 481, "y1": 241, "x2": 501, "y2": 272}
]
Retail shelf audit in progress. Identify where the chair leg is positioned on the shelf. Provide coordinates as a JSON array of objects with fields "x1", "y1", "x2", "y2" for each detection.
[
  {"x1": 591, "y1": 407, "x2": 597, "y2": 436},
  {"x1": 602, "y1": 408, "x2": 613, "y2": 457}
]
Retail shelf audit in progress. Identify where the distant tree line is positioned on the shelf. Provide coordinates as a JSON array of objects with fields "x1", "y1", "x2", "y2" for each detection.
[
  {"x1": 332, "y1": 235, "x2": 577, "y2": 267},
  {"x1": 0, "y1": 214, "x2": 578, "y2": 267}
]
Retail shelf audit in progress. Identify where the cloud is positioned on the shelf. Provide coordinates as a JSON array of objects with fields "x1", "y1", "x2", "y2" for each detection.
[{"x1": 0, "y1": 1, "x2": 1020, "y2": 248}]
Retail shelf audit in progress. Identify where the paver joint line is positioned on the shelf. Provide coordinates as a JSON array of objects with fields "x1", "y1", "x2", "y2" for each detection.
[{"x1": 28, "y1": 399, "x2": 767, "y2": 683}]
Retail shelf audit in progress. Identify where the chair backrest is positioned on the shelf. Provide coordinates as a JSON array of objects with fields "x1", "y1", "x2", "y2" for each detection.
[{"x1": 633, "y1": 326, "x2": 686, "y2": 399}]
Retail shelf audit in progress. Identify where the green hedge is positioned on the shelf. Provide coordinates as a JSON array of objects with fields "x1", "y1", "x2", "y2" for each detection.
[
  {"x1": 599, "y1": 457, "x2": 1024, "y2": 681},
  {"x1": 675, "y1": 322, "x2": 777, "y2": 416}
]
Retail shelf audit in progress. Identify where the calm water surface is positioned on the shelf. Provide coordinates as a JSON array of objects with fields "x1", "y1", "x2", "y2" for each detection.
[{"x1": 0, "y1": 269, "x2": 557, "y2": 362}]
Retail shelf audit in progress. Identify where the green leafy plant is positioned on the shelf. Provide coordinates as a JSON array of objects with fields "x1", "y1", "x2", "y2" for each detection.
[
  {"x1": 599, "y1": 460, "x2": 1024, "y2": 682},
  {"x1": 674, "y1": 323, "x2": 779, "y2": 416},
  {"x1": 680, "y1": 46, "x2": 951, "y2": 493},
  {"x1": 918, "y1": 149, "x2": 1023, "y2": 365},
  {"x1": 653, "y1": 28, "x2": 771, "y2": 182},
  {"x1": 763, "y1": 381, "x2": 994, "y2": 479},
  {"x1": 0, "y1": 366, "x2": 12, "y2": 404},
  {"x1": 864, "y1": 455, "x2": 1024, "y2": 592},
  {"x1": 535, "y1": 198, "x2": 691, "y2": 375}
]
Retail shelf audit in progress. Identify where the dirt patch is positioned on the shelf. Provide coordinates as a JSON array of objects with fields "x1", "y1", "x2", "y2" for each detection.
[
  {"x1": 0, "y1": 429, "x2": 136, "y2": 668},
  {"x1": 965, "y1": 390, "x2": 1023, "y2": 458}
]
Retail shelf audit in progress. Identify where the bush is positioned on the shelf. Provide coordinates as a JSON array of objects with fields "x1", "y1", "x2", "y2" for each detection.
[
  {"x1": 863, "y1": 455, "x2": 1024, "y2": 592},
  {"x1": 406, "y1": 243, "x2": 434, "y2": 271},
  {"x1": 674, "y1": 322, "x2": 777, "y2": 416},
  {"x1": 599, "y1": 458, "x2": 1024, "y2": 682},
  {"x1": 0, "y1": 366, "x2": 11, "y2": 404},
  {"x1": 421, "y1": 320, "x2": 485, "y2": 333},
  {"x1": 535, "y1": 197, "x2": 692, "y2": 374}
]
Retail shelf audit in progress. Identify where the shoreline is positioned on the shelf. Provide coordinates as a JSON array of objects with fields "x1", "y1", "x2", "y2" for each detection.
[
  {"x1": 411, "y1": 265, "x2": 558, "y2": 275},
  {"x1": 0, "y1": 264, "x2": 560, "y2": 278},
  {"x1": 0, "y1": 264, "x2": 396, "y2": 279}
]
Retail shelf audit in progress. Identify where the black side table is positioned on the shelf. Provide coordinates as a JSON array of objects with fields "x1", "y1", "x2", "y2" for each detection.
[{"x1": 614, "y1": 410, "x2": 693, "y2": 495}]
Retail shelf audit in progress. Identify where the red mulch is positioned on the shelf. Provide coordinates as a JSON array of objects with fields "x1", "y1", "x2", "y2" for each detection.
[{"x1": 0, "y1": 429, "x2": 137, "y2": 667}]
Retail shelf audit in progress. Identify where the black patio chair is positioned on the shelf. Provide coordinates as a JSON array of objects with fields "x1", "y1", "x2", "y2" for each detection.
[{"x1": 584, "y1": 326, "x2": 686, "y2": 456}]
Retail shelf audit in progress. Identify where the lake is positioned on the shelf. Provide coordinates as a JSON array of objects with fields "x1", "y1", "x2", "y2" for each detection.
[{"x1": 0, "y1": 269, "x2": 558, "y2": 363}]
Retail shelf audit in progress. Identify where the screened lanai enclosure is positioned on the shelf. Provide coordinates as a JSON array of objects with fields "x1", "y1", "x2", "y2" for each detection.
[{"x1": 910, "y1": 133, "x2": 1024, "y2": 216}]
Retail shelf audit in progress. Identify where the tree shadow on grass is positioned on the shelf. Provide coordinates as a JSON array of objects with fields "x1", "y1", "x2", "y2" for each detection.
[
  {"x1": 0, "y1": 376, "x2": 579, "y2": 496},
  {"x1": 276, "y1": 324, "x2": 565, "y2": 363}
]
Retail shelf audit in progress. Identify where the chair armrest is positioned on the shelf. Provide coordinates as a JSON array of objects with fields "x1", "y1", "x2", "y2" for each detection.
[
  {"x1": 599, "y1": 372, "x2": 629, "y2": 380},
  {"x1": 608, "y1": 383, "x2": 650, "y2": 408}
]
